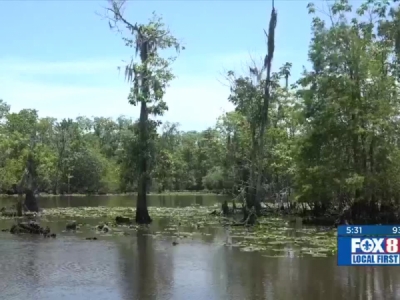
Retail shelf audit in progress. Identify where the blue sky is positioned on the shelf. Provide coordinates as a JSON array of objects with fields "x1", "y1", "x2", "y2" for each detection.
[{"x1": 0, "y1": 0, "x2": 316, "y2": 131}]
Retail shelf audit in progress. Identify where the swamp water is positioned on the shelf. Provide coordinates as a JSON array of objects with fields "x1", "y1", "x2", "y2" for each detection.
[{"x1": 0, "y1": 194, "x2": 399, "y2": 300}]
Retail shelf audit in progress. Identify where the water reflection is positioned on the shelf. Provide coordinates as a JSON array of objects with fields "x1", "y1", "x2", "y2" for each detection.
[
  {"x1": 0, "y1": 228, "x2": 399, "y2": 300},
  {"x1": 25, "y1": 246, "x2": 39, "y2": 291},
  {"x1": 1, "y1": 200, "x2": 400, "y2": 299}
]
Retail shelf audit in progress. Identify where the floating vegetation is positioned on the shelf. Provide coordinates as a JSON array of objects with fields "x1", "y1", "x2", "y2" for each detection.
[
  {"x1": 225, "y1": 217, "x2": 337, "y2": 257},
  {"x1": 0, "y1": 205, "x2": 338, "y2": 258},
  {"x1": 41, "y1": 206, "x2": 215, "y2": 221}
]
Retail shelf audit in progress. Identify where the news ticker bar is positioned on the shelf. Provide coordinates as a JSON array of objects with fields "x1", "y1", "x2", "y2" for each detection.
[
  {"x1": 337, "y1": 225, "x2": 400, "y2": 236},
  {"x1": 338, "y1": 237, "x2": 400, "y2": 266}
]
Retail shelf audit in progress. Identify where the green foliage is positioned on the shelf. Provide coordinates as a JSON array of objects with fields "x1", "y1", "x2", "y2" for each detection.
[
  {"x1": 1, "y1": 0, "x2": 399, "y2": 225},
  {"x1": 202, "y1": 167, "x2": 224, "y2": 191},
  {"x1": 295, "y1": 0, "x2": 400, "y2": 214}
]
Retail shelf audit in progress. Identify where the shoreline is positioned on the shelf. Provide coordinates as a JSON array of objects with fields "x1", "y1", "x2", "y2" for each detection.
[
  {"x1": 0, "y1": 195, "x2": 388, "y2": 227},
  {"x1": 0, "y1": 191, "x2": 227, "y2": 198},
  {"x1": 0, "y1": 203, "x2": 393, "y2": 227}
]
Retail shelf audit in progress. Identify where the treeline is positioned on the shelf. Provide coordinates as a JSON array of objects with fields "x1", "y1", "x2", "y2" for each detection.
[
  {"x1": 2, "y1": 0, "x2": 400, "y2": 222},
  {"x1": 0, "y1": 103, "x2": 228, "y2": 195}
]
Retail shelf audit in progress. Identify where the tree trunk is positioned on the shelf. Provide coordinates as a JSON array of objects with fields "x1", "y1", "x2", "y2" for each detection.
[
  {"x1": 255, "y1": 7, "x2": 277, "y2": 213},
  {"x1": 136, "y1": 170, "x2": 152, "y2": 224},
  {"x1": 24, "y1": 189, "x2": 39, "y2": 212},
  {"x1": 16, "y1": 198, "x2": 23, "y2": 217},
  {"x1": 17, "y1": 154, "x2": 39, "y2": 213},
  {"x1": 246, "y1": 130, "x2": 257, "y2": 212},
  {"x1": 135, "y1": 99, "x2": 152, "y2": 224},
  {"x1": 54, "y1": 171, "x2": 59, "y2": 195},
  {"x1": 21, "y1": 153, "x2": 40, "y2": 212},
  {"x1": 136, "y1": 192, "x2": 152, "y2": 224}
]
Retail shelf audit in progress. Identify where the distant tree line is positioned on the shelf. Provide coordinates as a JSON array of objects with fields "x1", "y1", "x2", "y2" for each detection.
[{"x1": 2, "y1": 0, "x2": 400, "y2": 224}]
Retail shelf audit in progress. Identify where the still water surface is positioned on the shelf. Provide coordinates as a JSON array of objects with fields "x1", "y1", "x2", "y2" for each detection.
[{"x1": 0, "y1": 194, "x2": 399, "y2": 300}]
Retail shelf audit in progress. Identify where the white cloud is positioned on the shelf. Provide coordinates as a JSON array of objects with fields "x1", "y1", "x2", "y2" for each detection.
[
  {"x1": 0, "y1": 77, "x2": 131, "y2": 118},
  {"x1": 0, "y1": 57, "x2": 236, "y2": 131},
  {"x1": 0, "y1": 57, "x2": 124, "y2": 76},
  {"x1": 163, "y1": 77, "x2": 234, "y2": 130},
  {"x1": 0, "y1": 49, "x2": 299, "y2": 131}
]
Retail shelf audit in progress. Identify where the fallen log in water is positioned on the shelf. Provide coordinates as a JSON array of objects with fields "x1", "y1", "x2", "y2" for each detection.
[
  {"x1": 9, "y1": 221, "x2": 56, "y2": 237},
  {"x1": 115, "y1": 216, "x2": 132, "y2": 224}
]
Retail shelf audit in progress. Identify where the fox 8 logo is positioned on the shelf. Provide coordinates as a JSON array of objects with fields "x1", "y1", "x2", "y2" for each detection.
[{"x1": 352, "y1": 238, "x2": 399, "y2": 253}]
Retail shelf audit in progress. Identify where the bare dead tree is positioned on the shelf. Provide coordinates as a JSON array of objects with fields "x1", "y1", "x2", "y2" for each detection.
[{"x1": 254, "y1": 1, "x2": 278, "y2": 212}]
